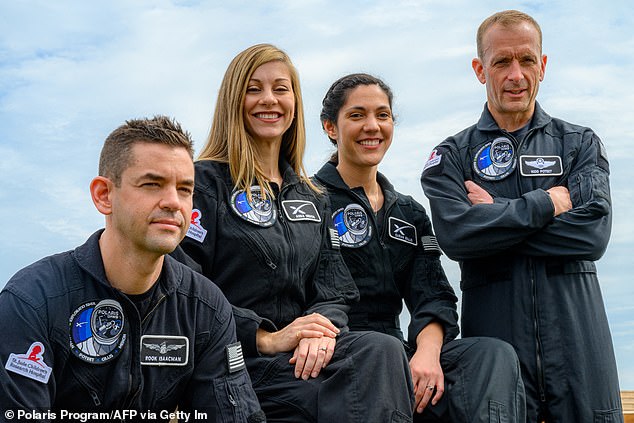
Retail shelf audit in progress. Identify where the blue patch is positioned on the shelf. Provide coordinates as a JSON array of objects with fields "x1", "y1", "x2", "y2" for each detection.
[
  {"x1": 230, "y1": 186, "x2": 277, "y2": 227},
  {"x1": 472, "y1": 137, "x2": 517, "y2": 181},
  {"x1": 69, "y1": 299, "x2": 126, "y2": 364},
  {"x1": 332, "y1": 204, "x2": 372, "y2": 248}
]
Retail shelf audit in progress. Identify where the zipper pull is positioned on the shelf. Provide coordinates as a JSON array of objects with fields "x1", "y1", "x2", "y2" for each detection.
[{"x1": 90, "y1": 390, "x2": 101, "y2": 406}]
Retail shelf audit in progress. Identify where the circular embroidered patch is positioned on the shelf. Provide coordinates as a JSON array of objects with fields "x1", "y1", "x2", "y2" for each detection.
[
  {"x1": 472, "y1": 137, "x2": 517, "y2": 181},
  {"x1": 332, "y1": 203, "x2": 372, "y2": 248},
  {"x1": 69, "y1": 299, "x2": 127, "y2": 364},
  {"x1": 230, "y1": 186, "x2": 277, "y2": 227}
]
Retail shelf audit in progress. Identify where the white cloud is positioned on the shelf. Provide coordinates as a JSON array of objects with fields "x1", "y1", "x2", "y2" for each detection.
[{"x1": 1, "y1": 0, "x2": 633, "y2": 389}]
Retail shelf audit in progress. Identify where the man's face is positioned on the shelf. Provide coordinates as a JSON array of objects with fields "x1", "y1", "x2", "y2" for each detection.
[
  {"x1": 473, "y1": 22, "x2": 547, "y2": 129},
  {"x1": 108, "y1": 142, "x2": 194, "y2": 257}
]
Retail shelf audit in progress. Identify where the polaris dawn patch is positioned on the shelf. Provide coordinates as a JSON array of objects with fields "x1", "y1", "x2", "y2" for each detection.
[
  {"x1": 69, "y1": 299, "x2": 126, "y2": 364},
  {"x1": 5, "y1": 342, "x2": 52, "y2": 384},
  {"x1": 140, "y1": 335, "x2": 189, "y2": 366},
  {"x1": 473, "y1": 137, "x2": 517, "y2": 181},
  {"x1": 332, "y1": 204, "x2": 372, "y2": 248},
  {"x1": 186, "y1": 208, "x2": 208, "y2": 242},
  {"x1": 519, "y1": 155, "x2": 563, "y2": 177},
  {"x1": 388, "y1": 217, "x2": 417, "y2": 246},
  {"x1": 281, "y1": 200, "x2": 321, "y2": 222},
  {"x1": 231, "y1": 186, "x2": 277, "y2": 227}
]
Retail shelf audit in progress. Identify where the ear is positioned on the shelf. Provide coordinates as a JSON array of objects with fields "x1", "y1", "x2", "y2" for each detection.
[
  {"x1": 472, "y1": 58, "x2": 486, "y2": 84},
  {"x1": 323, "y1": 120, "x2": 338, "y2": 141},
  {"x1": 90, "y1": 176, "x2": 114, "y2": 216},
  {"x1": 539, "y1": 54, "x2": 548, "y2": 81}
]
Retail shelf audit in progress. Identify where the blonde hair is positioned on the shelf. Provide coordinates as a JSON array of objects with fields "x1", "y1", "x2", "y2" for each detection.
[{"x1": 198, "y1": 43, "x2": 319, "y2": 197}]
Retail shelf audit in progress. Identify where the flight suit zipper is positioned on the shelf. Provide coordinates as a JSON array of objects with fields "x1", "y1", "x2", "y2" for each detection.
[{"x1": 530, "y1": 263, "x2": 547, "y2": 403}]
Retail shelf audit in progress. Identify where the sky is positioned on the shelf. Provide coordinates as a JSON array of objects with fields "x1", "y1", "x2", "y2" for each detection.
[{"x1": 1, "y1": 0, "x2": 633, "y2": 388}]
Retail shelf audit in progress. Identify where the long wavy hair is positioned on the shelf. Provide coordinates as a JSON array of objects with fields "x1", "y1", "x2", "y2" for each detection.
[{"x1": 198, "y1": 43, "x2": 319, "y2": 197}]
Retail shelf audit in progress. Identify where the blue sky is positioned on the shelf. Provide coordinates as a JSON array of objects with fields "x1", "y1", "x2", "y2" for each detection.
[{"x1": 1, "y1": 0, "x2": 632, "y2": 388}]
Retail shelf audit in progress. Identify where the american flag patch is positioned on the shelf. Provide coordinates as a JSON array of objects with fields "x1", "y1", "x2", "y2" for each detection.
[
  {"x1": 421, "y1": 235, "x2": 441, "y2": 254},
  {"x1": 329, "y1": 228, "x2": 341, "y2": 250},
  {"x1": 226, "y1": 342, "x2": 245, "y2": 373}
]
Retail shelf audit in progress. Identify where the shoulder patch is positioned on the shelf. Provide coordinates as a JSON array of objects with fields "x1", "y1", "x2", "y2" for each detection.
[
  {"x1": 281, "y1": 200, "x2": 321, "y2": 222},
  {"x1": 140, "y1": 335, "x2": 189, "y2": 366},
  {"x1": 329, "y1": 228, "x2": 341, "y2": 250},
  {"x1": 422, "y1": 147, "x2": 446, "y2": 176},
  {"x1": 421, "y1": 235, "x2": 442, "y2": 254},
  {"x1": 388, "y1": 217, "x2": 418, "y2": 246},
  {"x1": 5, "y1": 342, "x2": 52, "y2": 384},
  {"x1": 226, "y1": 342, "x2": 246, "y2": 373},
  {"x1": 423, "y1": 149, "x2": 443, "y2": 172},
  {"x1": 186, "y1": 209, "x2": 208, "y2": 242}
]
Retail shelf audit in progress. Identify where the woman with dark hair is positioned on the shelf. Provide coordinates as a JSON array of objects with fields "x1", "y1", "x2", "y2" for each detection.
[
  {"x1": 178, "y1": 46, "x2": 413, "y2": 422},
  {"x1": 314, "y1": 73, "x2": 526, "y2": 422}
]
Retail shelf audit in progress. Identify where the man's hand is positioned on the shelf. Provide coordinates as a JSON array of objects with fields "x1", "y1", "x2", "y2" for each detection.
[
  {"x1": 465, "y1": 180, "x2": 493, "y2": 205},
  {"x1": 546, "y1": 186, "x2": 572, "y2": 216}
]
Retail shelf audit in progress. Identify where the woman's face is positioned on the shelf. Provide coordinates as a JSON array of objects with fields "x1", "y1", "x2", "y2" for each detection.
[
  {"x1": 243, "y1": 60, "x2": 295, "y2": 144},
  {"x1": 324, "y1": 84, "x2": 393, "y2": 169}
]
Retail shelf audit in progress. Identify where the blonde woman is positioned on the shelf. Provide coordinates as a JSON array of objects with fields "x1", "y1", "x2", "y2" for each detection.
[{"x1": 178, "y1": 44, "x2": 413, "y2": 422}]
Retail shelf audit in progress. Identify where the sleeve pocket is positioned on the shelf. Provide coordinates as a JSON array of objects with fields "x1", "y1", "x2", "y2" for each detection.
[{"x1": 213, "y1": 372, "x2": 265, "y2": 423}]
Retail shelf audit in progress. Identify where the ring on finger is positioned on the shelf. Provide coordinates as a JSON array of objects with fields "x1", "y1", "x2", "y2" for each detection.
[
  {"x1": 319, "y1": 347, "x2": 328, "y2": 351},
  {"x1": 426, "y1": 385, "x2": 434, "y2": 390}
]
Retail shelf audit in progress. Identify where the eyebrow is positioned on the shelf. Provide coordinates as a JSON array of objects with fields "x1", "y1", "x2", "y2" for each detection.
[
  {"x1": 136, "y1": 173, "x2": 195, "y2": 186},
  {"x1": 345, "y1": 105, "x2": 391, "y2": 112},
  {"x1": 248, "y1": 77, "x2": 291, "y2": 84}
]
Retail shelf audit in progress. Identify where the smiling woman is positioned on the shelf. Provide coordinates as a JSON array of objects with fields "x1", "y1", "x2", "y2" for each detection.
[
  {"x1": 315, "y1": 72, "x2": 526, "y2": 422},
  {"x1": 175, "y1": 44, "x2": 414, "y2": 422}
]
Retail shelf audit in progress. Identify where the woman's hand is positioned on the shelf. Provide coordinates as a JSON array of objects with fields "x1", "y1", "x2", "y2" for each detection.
[
  {"x1": 289, "y1": 336, "x2": 337, "y2": 379},
  {"x1": 256, "y1": 313, "x2": 339, "y2": 355},
  {"x1": 410, "y1": 322, "x2": 445, "y2": 414},
  {"x1": 410, "y1": 346, "x2": 444, "y2": 413}
]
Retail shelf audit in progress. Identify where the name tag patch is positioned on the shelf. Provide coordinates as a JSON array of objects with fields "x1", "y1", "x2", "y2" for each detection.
[
  {"x1": 5, "y1": 342, "x2": 52, "y2": 384},
  {"x1": 281, "y1": 200, "x2": 321, "y2": 222},
  {"x1": 388, "y1": 217, "x2": 417, "y2": 246},
  {"x1": 519, "y1": 155, "x2": 563, "y2": 177},
  {"x1": 141, "y1": 335, "x2": 189, "y2": 366}
]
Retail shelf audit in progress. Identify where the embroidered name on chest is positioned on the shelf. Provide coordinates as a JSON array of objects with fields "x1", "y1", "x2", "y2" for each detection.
[
  {"x1": 519, "y1": 155, "x2": 563, "y2": 177},
  {"x1": 388, "y1": 217, "x2": 417, "y2": 246},
  {"x1": 281, "y1": 200, "x2": 321, "y2": 222},
  {"x1": 140, "y1": 335, "x2": 189, "y2": 366}
]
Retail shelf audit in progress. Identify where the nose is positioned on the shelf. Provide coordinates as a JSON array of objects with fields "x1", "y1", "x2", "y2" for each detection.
[
  {"x1": 159, "y1": 186, "x2": 181, "y2": 211},
  {"x1": 507, "y1": 60, "x2": 524, "y2": 82},
  {"x1": 258, "y1": 88, "x2": 278, "y2": 106},
  {"x1": 363, "y1": 115, "x2": 380, "y2": 132}
]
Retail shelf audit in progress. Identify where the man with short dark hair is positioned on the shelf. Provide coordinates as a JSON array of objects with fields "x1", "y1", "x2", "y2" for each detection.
[
  {"x1": 421, "y1": 10, "x2": 623, "y2": 422},
  {"x1": 0, "y1": 116, "x2": 264, "y2": 422}
]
